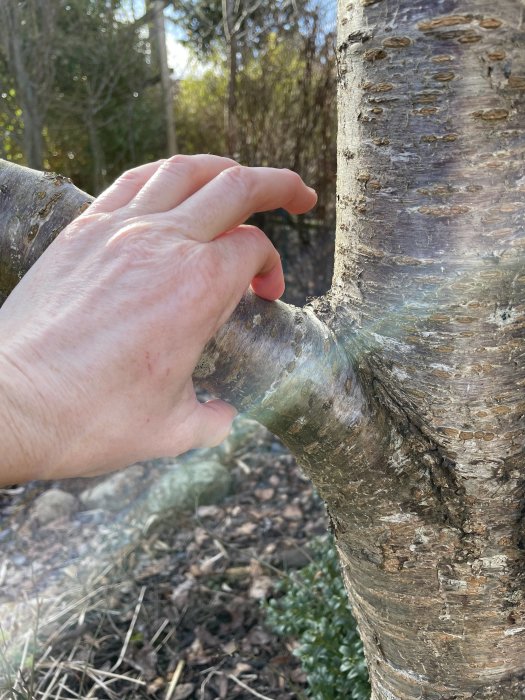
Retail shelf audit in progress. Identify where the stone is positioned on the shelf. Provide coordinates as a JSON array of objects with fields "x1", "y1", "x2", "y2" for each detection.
[
  {"x1": 79, "y1": 464, "x2": 144, "y2": 511},
  {"x1": 30, "y1": 488, "x2": 78, "y2": 525},
  {"x1": 144, "y1": 459, "x2": 231, "y2": 516},
  {"x1": 218, "y1": 415, "x2": 268, "y2": 459}
]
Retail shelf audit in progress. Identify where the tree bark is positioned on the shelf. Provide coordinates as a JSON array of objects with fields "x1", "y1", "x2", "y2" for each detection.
[
  {"x1": 222, "y1": 0, "x2": 239, "y2": 158},
  {"x1": 0, "y1": 0, "x2": 524, "y2": 697},
  {"x1": 0, "y1": 0, "x2": 56, "y2": 170},
  {"x1": 148, "y1": 0, "x2": 178, "y2": 156}
]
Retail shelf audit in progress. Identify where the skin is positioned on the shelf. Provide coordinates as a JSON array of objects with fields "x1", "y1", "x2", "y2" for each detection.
[{"x1": 0, "y1": 154, "x2": 317, "y2": 485}]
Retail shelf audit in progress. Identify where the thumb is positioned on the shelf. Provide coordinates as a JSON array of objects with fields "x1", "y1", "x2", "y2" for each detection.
[{"x1": 186, "y1": 399, "x2": 238, "y2": 449}]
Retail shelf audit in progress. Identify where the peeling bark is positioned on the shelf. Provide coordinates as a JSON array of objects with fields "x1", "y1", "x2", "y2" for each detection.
[{"x1": 0, "y1": 1, "x2": 524, "y2": 696}]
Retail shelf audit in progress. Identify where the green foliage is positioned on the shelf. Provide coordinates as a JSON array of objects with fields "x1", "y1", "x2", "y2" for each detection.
[{"x1": 264, "y1": 536, "x2": 370, "y2": 700}]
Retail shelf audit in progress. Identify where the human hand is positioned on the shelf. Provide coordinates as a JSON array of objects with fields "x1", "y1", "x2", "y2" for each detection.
[{"x1": 0, "y1": 155, "x2": 316, "y2": 483}]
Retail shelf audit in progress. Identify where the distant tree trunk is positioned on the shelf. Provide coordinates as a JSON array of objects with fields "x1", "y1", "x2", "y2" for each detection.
[
  {"x1": 222, "y1": 0, "x2": 238, "y2": 158},
  {"x1": 0, "y1": 1, "x2": 524, "y2": 697},
  {"x1": 0, "y1": 0, "x2": 50, "y2": 169},
  {"x1": 85, "y1": 109, "x2": 106, "y2": 195},
  {"x1": 148, "y1": 0, "x2": 177, "y2": 156}
]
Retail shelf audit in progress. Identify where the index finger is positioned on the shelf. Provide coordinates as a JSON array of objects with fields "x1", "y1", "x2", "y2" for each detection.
[{"x1": 165, "y1": 166, "x2": 317, "y2": 242}]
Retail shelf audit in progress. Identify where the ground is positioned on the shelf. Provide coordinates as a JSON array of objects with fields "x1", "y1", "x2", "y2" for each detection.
[{"x1": 0, "y1": 426, "x2": 329, "y2": 700}]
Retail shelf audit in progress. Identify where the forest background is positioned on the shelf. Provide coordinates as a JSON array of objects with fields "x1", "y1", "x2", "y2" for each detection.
[{"x1": 0, "y1": 0, "x2": 337, "y2": 298}]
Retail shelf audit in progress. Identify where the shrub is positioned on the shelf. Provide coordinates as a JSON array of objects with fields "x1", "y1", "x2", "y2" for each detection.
[{"x1": 264, "y1": 536, "x2": 370, "y2": 700}]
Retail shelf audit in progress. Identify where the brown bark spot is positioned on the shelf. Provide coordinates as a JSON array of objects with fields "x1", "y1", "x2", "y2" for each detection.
[
  {"x1": 435, "y1": 345, "x2": 455, "y2": 353},
  {"x1": 414, "y1": 91, "x2": 440, "y2": 104},
  {"x1": 479, "y1": 18, "x2": 503, "y2": 29},
  {"x1": 459, "y1": 431, "x2": 474, "y2": 440},
  {"x1": 413, "y1": 107, "x2": 439, "y2": 115},
  {"x1": 433, "y1": 71, "x2": 455, "y2": 82},
  {"x1": 438, "y1": 427, "x2": 460, "y2": 437},
  {"x1": 507, "y1": 76, "x2": 525, "y2": 90},
  {"x1": 432, "y1": 54, "x2": 454, "y2": 63},
  {"x1": 368, "y1": 180, "x2": 382, "y2": 190},
  {"x1": 370, "y1": 107, "x2": 383, "y2": 114},
  {"x1": 418, "y1": 15, "x2": 472, "y2": 31},
  {"x1": 383, "y1": 36, "x2": 411, "y2": 48},
  {"x1": 418, "y1": 205, "x2": 470, "y2": 217},
  {"x1": 362, "y1": 0, "x2": 383, "y2": 5},
  {"x1": 457, "y1": 31, "x2": 482, "y2": 44},
  {"x1": 472, "y1": 108, "x2": 509, "y2": 120},
  {"x1": 455, "y1": 316, "x2": 476, "y2": 324},
  {"x1": 492, "y1": 406, "x2": 511, "y2": 415},
  {"x1": 430, "y1": 314, "x2": 450, "y2": 322},
  {"x1": 28, "y1": 225, "x2": 39, "y2": 242},
  {"x1": 475, "y1": 431, "x2": 496, "y2": 441},
  {"x1": 363, "y1": 82, "x2": 394, "y2": 93},
  {"x1": 442, "y1": 134, "x2": 458, "y2": 142},
  {"x1": 357, "y1": 172, "x2": 371, "y2": 182},
  {"x1": 364, "y1": 48, "x2": 387, "y2": 62},
  {"x1": 373, "y1": 137, "x2": 390, "y2": 146},
  {"x1": 432, "y1": 369, "x2": 452, "y2": 379},
  {"x1": 487, "y1": 50, "x2": 506, "y2": 60},
  {"x1": 38, "y1": 192, "x2": 64, "y2": 218},
  {"x1": 421, "y1": 135, "x2": 438, "y2": 143}
]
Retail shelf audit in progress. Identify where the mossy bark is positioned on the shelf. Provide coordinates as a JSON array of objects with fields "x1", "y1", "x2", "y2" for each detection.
[{"x1": 0, "y1": 2, "x2": 524, "y2": 695}]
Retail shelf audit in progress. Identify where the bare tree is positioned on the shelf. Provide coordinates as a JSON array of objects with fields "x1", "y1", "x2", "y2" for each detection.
[
  {"x1": 147, "y1": 0, "x2": 178, "y2": 155},
  {"x1": 0, "y1": 0, "x2": 57, "y2": 168},
  {"x1": 0, "y1": 0, "x2": 524, "y2": 697}
]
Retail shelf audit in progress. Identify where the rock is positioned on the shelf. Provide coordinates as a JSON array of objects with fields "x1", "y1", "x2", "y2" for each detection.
[
  {"x1": 30, "y1": 489, "x2": 78, "y2": 525},
  {"x1": 79, "y1": 464, "x2": 144, "y2": 511},
  {"x1": 218, "y1": 416, "x2": 268, "y2": 459},
  {"x1": 144, "y1": 459, "x2": 231, "y2": 517}
]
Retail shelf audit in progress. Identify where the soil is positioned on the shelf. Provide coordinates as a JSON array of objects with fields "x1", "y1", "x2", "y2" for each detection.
[{"x1": 0, "y1": 432, "x2": 329, "y2": 700}]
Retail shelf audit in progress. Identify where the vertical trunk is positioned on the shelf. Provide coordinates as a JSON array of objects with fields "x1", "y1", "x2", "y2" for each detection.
[
  {"x1": 86, "y1": 110, "x2": 106, "y2": 195},
  {"x1": 323, "y1": 0, "x2": 525, "y2": 697},
  {"x1": 2, "y1": 8, "x2": 44, "y2": 169},
  {"x1": 223, "y1": 0, "x2": 238, "y2": 158},
  {"x1": 149, "y1": 0, "x2": 177, "y2": 156}
]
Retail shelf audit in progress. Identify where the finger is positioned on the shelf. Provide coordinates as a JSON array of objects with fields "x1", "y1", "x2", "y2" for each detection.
[
  {"x1": 168, "y1": 165, "x2": 317, "y2": 242},
  {"x1": 85, "y1": 160, "x2": 165, "y2": 214},
  {"x1": 127, "y1": 154, "x2": 239, "y2": 215},
  {"x1": 184, "y1": 399, "x2": 237, "y2": 450},
  {"x1": 211, "y1": 225, "x2": 285, "y2": 303}
]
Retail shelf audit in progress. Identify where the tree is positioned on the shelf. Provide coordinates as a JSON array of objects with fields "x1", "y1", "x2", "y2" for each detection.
[
  {"x1": 147, "y1": 0, "x2": 178, "y2": 155},
  {"x1": 0, "y1": 0, "x2": 57, "y2": 169},
  {"x1": 172, "y1": 0, "x2": 314, "y2": 158},
  {"x1": 0, "y1": 0, "x2": 524, "y2": 697}
]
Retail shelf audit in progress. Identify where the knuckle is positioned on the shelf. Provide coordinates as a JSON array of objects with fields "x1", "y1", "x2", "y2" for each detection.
[
  {"x1": 220, "y1": 165, "x2": 252, "y2": 194},
  {"x1": 165, "y1": 154, "x2": 191, "y2": 168},
  {"x1": 107, "y1": 221, "x2": 157, "y2": 263},
  {"x1": 159, "y1": 155, "x2": 193, "y2": 181}
]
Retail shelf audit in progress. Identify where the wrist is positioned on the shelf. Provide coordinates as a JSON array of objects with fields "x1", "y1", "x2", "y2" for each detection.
[{"x1": 0, "y1": 349, "x2": 55, "y2": 484}]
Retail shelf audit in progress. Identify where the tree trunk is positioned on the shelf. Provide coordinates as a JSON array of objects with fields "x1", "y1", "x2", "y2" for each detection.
[
  {"x1": 148, "y1": 0, "x2": 178, "y2": 156},
  {"x1": 0, "y1": 1, "x2": 524, "y2": 697},
  {"x1": 222, "y1": 0, "x2": 239, "y2": 158},
  {"x1": 0, "y1": 3, "x2": 44, "y2": 169}
]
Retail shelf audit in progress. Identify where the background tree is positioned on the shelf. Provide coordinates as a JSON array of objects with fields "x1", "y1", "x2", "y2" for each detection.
[
  {"x1": 147, "y1": 0, "x2": 178, "y2": 155},
  {"x1": 0, "y1": 0, "x2": 57, "y2": 169},
  {"x1": 2, "y1": 0, "x2": 523, "y2": 698}
]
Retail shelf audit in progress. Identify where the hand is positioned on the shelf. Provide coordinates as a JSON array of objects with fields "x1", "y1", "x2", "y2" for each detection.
[{"x1": 0, "y1": 155, "x2": 317, "y2": 483}]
